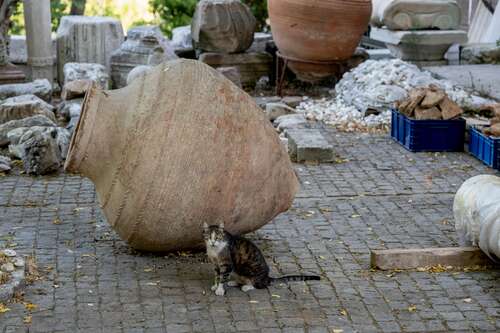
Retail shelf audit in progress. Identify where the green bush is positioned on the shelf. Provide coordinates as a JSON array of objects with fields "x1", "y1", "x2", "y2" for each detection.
[
  {"x1": 9, "y1": 0, "x2": 69, "y2": 35},
  {"x1": 149, "y1": 0, "x2": 268, "y2": 37}
]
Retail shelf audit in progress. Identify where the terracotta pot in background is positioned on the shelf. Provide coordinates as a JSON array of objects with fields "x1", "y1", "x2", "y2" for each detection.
[
  {"x1": 268, "y1": 0, "x2": 372, "y2": 81},
  {"x1": 65, "y1": 59, "x2": 299, "y2": 252}
]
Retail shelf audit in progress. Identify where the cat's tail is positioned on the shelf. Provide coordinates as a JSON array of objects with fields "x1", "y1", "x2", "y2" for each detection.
[{"x1": 271, "y1": 275, "x2": 320, "y2": 284}]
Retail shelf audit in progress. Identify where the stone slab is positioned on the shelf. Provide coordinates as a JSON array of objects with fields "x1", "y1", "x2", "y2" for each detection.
[
  {"x1": 199, "y1": 52, "x2": 273, "y2": 87},
  {"x1": 367, "y1": 49, "x2": 395, "y2": 60},
  {"x1": 286, "y1": 129, "x2": 334, "y2": 163},
  {"x1": 371, "y1": 247, "x2": 493, "y2": 270},
  {"x1": 371, "y1": 27, "x2": 467, "y2": 61},
  {"x1": 425, "y1": 64, "x2": 500, "y2": 100},
  {"x1": 371, "y1": 27, "x2": 468, "y2": 45}
]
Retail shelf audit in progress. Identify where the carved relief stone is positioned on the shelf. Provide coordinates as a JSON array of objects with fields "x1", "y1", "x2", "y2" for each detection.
[{"x1": 371, "y1": 0, "x2": 461, "y2": 31}]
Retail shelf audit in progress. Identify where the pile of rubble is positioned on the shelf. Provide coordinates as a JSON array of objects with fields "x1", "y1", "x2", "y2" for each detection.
[
  {"x1": 0, "y1": 62, "x2": 107, "y2": 176},
  {"x1": 396, "y1": 85, "x2": 463, "y2": 120},
  {"x1": 297, "y1": 59, "x2": 495, "y2": 132},
  {"x1": 0, "y1": 79, "x2": 70, "y2": 175}
]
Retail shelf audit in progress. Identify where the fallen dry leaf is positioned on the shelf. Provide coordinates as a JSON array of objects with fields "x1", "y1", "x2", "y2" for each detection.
[
  {"x1": 52, "y1": 218, "x2": 62, "y2": 225},
  {"x1": 23, "y1": 315, "x2": 32, "y2": 324},
  {"x1": 340, "y1": 309, "x2": 348, "y2": 316},
  {"x1": 24, "y1": 303, "x2": 37, "y2": 311},
  {"x1": 0, "y1": 303, "x2": 10, "y2": 313},
  {"x1": 408, "y1": 305, "x2": 417, "y2": 312}
]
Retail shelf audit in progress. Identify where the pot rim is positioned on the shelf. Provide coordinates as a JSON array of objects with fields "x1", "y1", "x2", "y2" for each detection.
[{"x1": 64, "y1": 83, "x2": 99, "y2": 174}]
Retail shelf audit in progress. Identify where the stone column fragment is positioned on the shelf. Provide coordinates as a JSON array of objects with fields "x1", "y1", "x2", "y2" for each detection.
[{"x1": 23, "y1": 0, "x2": 54, "y2": 82}]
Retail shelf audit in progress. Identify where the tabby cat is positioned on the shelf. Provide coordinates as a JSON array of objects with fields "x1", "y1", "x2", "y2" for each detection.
[{"x1": 203, "y1": 222, "x2": 320, "y2": 296}]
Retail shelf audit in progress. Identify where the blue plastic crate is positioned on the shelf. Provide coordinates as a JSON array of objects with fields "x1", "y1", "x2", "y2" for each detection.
[
  {"x1": 391, "y1": 109, "x2": 465, "y2": 152},
  {"x1": 469, "y1": 126, "x2": 500, "y2": 170}
]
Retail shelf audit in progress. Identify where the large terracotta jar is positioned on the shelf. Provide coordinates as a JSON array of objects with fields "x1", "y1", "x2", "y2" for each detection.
[
  {"x1": 268, "y1": 0, "x2": 372, "y2": 80},
  {"x1": 65, "y1": 59, "x2": 299, "y2": 252}
]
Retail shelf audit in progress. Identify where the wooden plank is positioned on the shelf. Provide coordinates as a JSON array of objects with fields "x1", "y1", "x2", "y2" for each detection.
[{"x1": 371, "y1": 247, "x2": 494, "y2": 270}]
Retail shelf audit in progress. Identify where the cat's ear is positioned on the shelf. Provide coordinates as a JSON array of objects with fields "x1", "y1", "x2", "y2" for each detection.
[
  {"x1": 218, "y1": 221, "x2": 225, "y2": 230},
  {"x1": 203, "y1": 222, "x2": 209, "y2": 230}
]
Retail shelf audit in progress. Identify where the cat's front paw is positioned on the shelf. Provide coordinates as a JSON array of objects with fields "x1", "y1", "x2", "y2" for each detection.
[
  {"x1": 215, "y1": 284, "x2": 225, "y2": 296},
  {"x1": 211, "y1": 284, "x2": 218, "y2": 291}
]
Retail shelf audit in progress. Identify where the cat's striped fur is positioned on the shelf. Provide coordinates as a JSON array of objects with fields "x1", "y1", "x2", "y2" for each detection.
[{"x1": 203, "y1": 223, "x2": 320, "y2": 296}]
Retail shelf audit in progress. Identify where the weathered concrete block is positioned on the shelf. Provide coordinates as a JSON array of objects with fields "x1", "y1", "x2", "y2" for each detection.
[
  {"x1": 0, "y1": 94, "x2": 56, "y2": 125},
  {"x1": 371, "y1": 247, "x2": 493, "y2": 270},
  {"x1": 286, "y1": 129, "x2": 334, "y2": 163},
  {"x1": 56, "y1": 16, "x2": 124, "y2": 84},
  {"x1": 199, "y1": 52, "x2": 272, "y2": 87},
  {"x1": 0, "y1": 79, "x2": 52, "y2": 102},
  {"x1": 110, "y1": 26, "x2": 177, "y2": 88},
  {"x1": 370, "y1": 27, "x2": 467, "y2": 61}
]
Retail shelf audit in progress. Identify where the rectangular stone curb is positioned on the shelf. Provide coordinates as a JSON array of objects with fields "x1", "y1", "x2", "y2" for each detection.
[
  {"x1": 370, "y1": 247, "x2": 494, "y2": 270},
  {"x1": 286, "y1": 129, "x2": 334, "y2": 163}
]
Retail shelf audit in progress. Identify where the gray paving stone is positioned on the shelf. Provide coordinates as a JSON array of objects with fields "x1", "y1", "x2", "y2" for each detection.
[
  {"x1": 286, "y1": 129, "x2": 334, "y2": 163},
  {"x1": 0, "y1": 130, "x2": 499, "y2": 333}
]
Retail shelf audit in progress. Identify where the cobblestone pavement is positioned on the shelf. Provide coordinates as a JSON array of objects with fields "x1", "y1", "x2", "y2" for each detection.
[{"x1": 1, "y1": 130, "x2": 499, "y2": 333}]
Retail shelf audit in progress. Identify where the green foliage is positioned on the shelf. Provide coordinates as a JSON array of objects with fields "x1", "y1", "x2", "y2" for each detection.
[
  {"x1": 243, "y1": 0, "x2": 268, "y2": 31},
  {"x1": 149, "y1": 0, "x2": 268, "y2": 37},
  {"x1": 9, "y1": 0, "x2": 70, "y2": 35},
  {"x1": 149, "y1": 0, "x2": 197, "y2": 37},
  {"x1": 51, "y1": 0, "x2": 70, "y2": 32}
]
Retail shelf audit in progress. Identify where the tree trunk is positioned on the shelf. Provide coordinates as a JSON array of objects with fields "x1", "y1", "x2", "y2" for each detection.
[{"x1": 70, "y1": 0, "x2": 86, "y2": 15}]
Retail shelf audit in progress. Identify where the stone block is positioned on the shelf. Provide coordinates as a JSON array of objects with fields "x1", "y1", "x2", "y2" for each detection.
[
  {"x1": 0, "y1": 155, "x2": 11, "y2": 172},
  {"x1": 371, "y1": 247, "x2": 494, "y2": 270},
  {"x1": 8, "y1": 35, "x2": 57, "y2": 65},
  {"x1": 171, "y1": 25, "x2": 193, "y2": 51},
  {"x1": 9, "y1": 126, "x2": 70, "y2": 175},
  {"x1": 56, "y1": 16, "x2": 124, "y2": 84},
  {"x1": 371, "y1": 0, "x2": 461, "y2": 30},
  {"x1": 61, "y1": 79, "x2": 92, "y2": 100},
  {"x1": 274, "y1": 114, "x2": 309, "y2": 132},
  {"x1": 110, "y1": 26, "x2": 177, "y2": 88},
  {"x1": 286, "y1": 129, "x2": 334, "y2": 163},
  {"x1": 199, "y1": 52, "x2": 273, "y2": 87},
  {"x1": 370, "y1": 27, "x2": 467, "y2": 61},
  {"x1": 248, "y1": 32, "x2": 273, "y2": 53},
  {"x1": 0, "y1": 94, "x2": 56, "y2": 125},
  {"x1": 192, "y1": 0, "x2": 256, "y2": 53},
  {"x1": 63, "y1": 62, "x2": 109, "y2": 89},
  {"x1": 0, "y1": 114, "x2": 56, "y2": 146},
  {"x1": 0, "y1": 79, "x2": 52, "y2": 102},
  {"x1": 265, "y1": 102, "x2": 295, "y2": 121}
]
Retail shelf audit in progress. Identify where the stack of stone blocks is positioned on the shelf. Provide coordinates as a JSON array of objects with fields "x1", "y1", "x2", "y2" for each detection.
[
  {"x1": 192, "y1": 0, "x2": 273, "y2": 88},
  {"x1": 369, "y1": 0, "x2": 468, "y2": 66}
]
